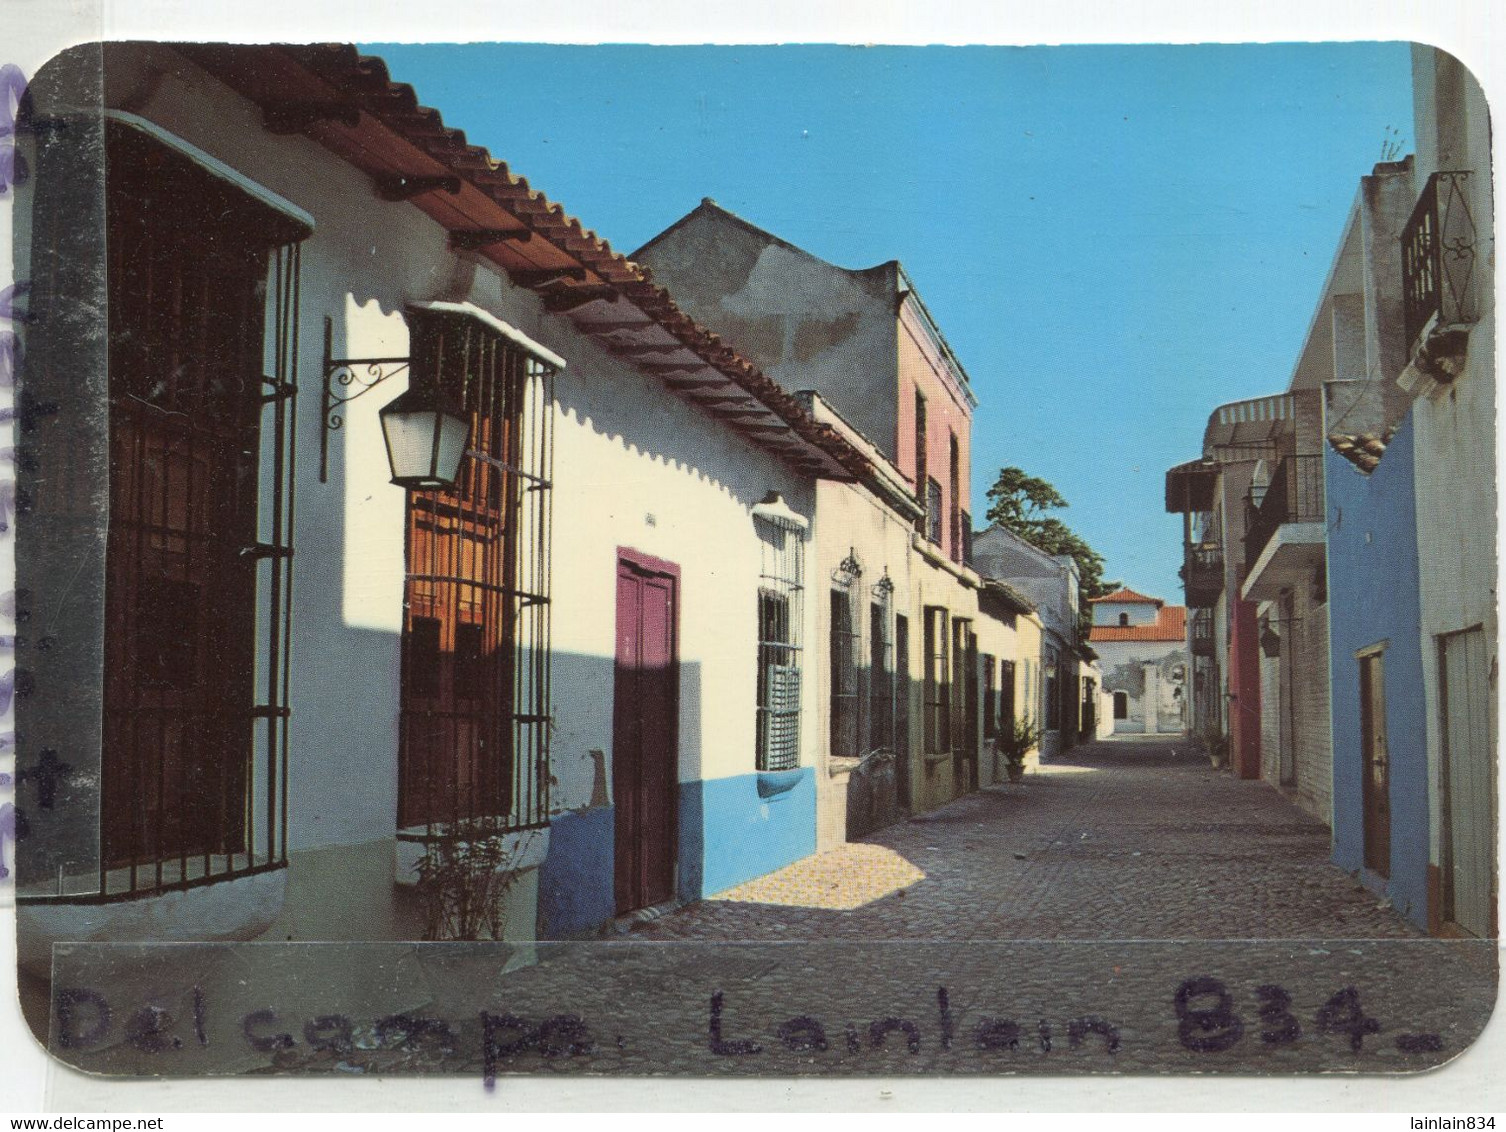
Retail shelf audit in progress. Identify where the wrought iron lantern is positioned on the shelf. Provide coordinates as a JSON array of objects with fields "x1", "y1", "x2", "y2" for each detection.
[{"x1": 378, "y1": 384, "x2": 470, "y2": 491}]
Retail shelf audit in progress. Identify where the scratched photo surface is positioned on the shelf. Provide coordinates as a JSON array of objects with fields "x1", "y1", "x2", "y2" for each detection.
[{"x1": 4, "y1": 40, "x2": 1497, "y2": 1078}]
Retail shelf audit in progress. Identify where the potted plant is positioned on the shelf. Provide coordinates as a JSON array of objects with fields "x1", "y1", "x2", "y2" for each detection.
[
  {"x1": 995, "y1": 715, "x2": 1043, "y2": 783},
  {"x1": 413, "y1": 815, "x2": 537, "y2": 941}
]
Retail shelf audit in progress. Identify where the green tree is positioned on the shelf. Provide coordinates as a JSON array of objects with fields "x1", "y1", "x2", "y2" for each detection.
[{"x1": 984, "y1": 467, "x2": 1110, "y2": 603}]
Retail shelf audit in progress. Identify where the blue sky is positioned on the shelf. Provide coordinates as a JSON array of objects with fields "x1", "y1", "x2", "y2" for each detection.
[{"x1": 369, "y1": 42, "x2": 1416, "y2": 600}]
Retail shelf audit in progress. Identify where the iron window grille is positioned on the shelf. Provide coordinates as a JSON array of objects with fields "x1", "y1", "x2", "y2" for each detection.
[
  {"x1": 868, "y1": 589, "x2": 895, "y2": 754},
  {"x1": 397, "y1": 307, "x2": 555, "y2": 838},
  {"x1": 829, "y1": 581, "x2": 862, "y2": 761},
  {"x1": 923, "y1": 606, "x2": 951, "y2": 754},
  {"x1": 24, "y1": 119, "x2": 310, "y2": 902},
  {"x1": 755, "y1": 508, "x2": 806, "y2": 772},
  {"x1": 925, "y1": 478, "x2": 944, "y2": 545}
]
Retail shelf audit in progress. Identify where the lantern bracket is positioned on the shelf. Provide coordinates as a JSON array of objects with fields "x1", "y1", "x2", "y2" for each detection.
[{"x1": 321, "y1": 315, "x2": 411, "y2": 482}]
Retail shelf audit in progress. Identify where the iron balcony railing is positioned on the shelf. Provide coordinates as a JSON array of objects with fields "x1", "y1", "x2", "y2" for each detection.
[
  {"x1": 1244, "y1": 455, "x2": 1324, "y2": 567},
  {"x1": 1183, "y1": 544, "x2": 1224, "y2": 609},
  {"x1": 1190, "y1": 608, "x2": 1215, "y2": 657},
  {"x1": 1402, "y1": 170, "x2": 1478, "y2": 354}
]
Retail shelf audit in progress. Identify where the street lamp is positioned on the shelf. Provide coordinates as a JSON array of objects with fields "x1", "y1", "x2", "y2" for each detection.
[{"x1": 378, "y1": 385, "x2": 470, "y2": 491}]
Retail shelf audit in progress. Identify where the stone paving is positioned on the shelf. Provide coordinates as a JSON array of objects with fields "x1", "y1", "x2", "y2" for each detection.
[
  {"x1": 639, "y1": 735, "x2": 1424, "y2": 942},
  {"x1": 49, "y1": 737, "x2": 1497, "y2": 1079}
]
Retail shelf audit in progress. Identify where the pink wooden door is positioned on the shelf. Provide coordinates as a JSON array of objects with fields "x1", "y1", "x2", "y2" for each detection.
[{"x1": 613, "y1": 554, "x2": 680, "y2": 913}]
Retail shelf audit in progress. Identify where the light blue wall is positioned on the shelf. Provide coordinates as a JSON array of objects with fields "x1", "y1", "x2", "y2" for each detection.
[
  {"x1": 1325, "y1": 417, "x2": 1429, "y2": 930},
  {"x1": 537, "y1": 766, "x2": 818, "y2": 935},
  {"x1": 682, "y1": 768, "x2": 818, "y2": 898}
]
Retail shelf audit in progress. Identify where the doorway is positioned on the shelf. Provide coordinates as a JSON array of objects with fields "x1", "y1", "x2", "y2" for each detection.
[
  {"x1": 613, "y1": 552, "x2": 681, "y2": 915},
  {"x1": 1439, "y1": 627, "x2": 1494, "y2": 938},
  {"x1": 1358, "y1": 649, "x2": 1390, "y2": 877}
]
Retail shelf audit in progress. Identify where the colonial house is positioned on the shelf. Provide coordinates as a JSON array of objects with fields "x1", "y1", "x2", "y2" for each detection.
[
  {"x1": 970, "y1": 524, "x2": 1088, "y2": 761},
  {"x1": 13, "y1": 41, "x2": 889, "y2": 969},
  {"x1": 1164, "y1": 45, "x2": 1494, "y2": 938},
  {"x1": 635, "y1": 201, "x2": 1029, "y2": 823},
  {"x1": 1088, "y1": 589, "x2": 1188, "y2": 735}
]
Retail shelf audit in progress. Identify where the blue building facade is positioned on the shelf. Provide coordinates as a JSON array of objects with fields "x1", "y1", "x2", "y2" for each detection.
[{"x1": 1324, "y1": 417, "x2": 1429, "y2": 930}]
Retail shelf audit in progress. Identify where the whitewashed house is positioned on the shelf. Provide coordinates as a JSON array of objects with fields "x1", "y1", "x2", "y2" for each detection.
[{"x1": 13, "y1": 42, "x2": 881, "y2": 968}]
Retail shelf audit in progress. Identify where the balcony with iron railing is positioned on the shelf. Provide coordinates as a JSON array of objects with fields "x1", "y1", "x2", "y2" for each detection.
[
  {"x1": 1190, "y1": 608, "x2": 1215, "y2": 657},
  {"x1": 1183, "y1": 543, "x2": 1224, "y2": 609},
  {"x1": 1241, "y1": 454, "x2": 1326, "y2": 602},
  {"x1": 1401, "y1": 170, "x2": 1478, "y2": 377}
]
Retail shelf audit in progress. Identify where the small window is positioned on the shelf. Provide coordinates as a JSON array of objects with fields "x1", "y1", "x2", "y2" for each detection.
[
  {"x1": 1118, "y1": 612, "x2": 1130, "y2": 627},
  {"x1": 830, "y1": 588, "x2": 861, "y2": 759},
  {"x1": 924, "y1": 606, "x2": 950, "y2": 753},
  {"x1": 755, "y1": 509, "x2": 806, "y2": 772},
  {"x1": 926, "y1": 478, "x2": 944, "y2": 545}
]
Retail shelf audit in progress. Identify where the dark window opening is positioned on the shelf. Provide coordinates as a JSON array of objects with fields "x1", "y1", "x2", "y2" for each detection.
[
  {"x1": 924, "y1": 607, "x2": 950, "y2": 754},
  {"x1": 830, "y1": 588, "x2": 860, "y2": 759},
  {"x1": 399, "y1": 309, "x2": 555, "y2": 834},
  {"x1": 926, "y1": 478, "x2": 944, "y2": 545},
  {"x1": 94, "y1": 121, "x2": 304, "y2": 894}
]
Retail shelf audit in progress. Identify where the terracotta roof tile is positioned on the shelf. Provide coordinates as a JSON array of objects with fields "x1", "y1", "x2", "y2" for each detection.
[
  {"x1": 1089, "y1": 586, "x2": 1163, "y2": 605},
  {"x1": 1089, "y1": 605, "x2": 1187, "y2": 643},
  {"x1": 177, "y1": 43, "x2": 873, "y2": 485}
]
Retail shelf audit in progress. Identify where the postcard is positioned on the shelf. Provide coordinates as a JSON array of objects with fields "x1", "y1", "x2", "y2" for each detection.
[{"x1": 0, "y1": 4, "x2": 1498, "y2": 1108}]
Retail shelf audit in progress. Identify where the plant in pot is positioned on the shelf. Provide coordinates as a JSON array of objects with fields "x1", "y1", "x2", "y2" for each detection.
[
  {"x1": 413, "y1": 815, "x2": 536, "y2": 941},
  {"x1": 996, "y1": 715, "x2": 1043, "y2": 783}
]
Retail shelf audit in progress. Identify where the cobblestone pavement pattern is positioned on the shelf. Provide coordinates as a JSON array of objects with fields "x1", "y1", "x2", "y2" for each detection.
[
  {"x1": 50, "y1": 738, "x2": 1497, "y2": 1078},
  {"x1": 638, "y1": 737, "x2": 1425, "y2": 942}
]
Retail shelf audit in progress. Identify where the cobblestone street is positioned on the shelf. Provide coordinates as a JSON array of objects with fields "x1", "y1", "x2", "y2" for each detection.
[
  {"x1": 636, "y1": 735, "x2": 1423, "y2": 942},
  {"x1": 51, "y1": 735, "x2": 1496, "y2": 1079}
]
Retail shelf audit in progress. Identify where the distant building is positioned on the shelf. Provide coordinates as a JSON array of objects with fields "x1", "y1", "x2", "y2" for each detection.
[
  {"x1": 970, "y1": 525, "x2": 1087, "y2": 761},
  {"x1": 1088, "y1": 589, "x2": 1188, "y2": 735}
]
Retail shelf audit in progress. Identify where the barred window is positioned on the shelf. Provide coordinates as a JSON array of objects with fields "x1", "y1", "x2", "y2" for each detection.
[
  {"x1": 87, "y1": 118, "x2": 310, "y2": 897},
  {"x1": 398, "y1": 305, "x2": 556, "y2": 836},
  {"x1": 924, "y1": 606, "x2": 950, "y2": 753},
  {"x1": 926, "y1": 478, "x2": 944, "y2": 545},
  {"x1": 755, "y1": 498, "x2": 807, "y2": 771},
  {"x1": 829, "y1": 587, "x2": 861, "y2": 759}
]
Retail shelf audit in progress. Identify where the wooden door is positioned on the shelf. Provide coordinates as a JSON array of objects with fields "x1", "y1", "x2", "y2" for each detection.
[
  {"x1": 1440, "y1": 628, "x2": 1495, "y2": 938},
  {"x1": 613, "y1": 554, "x2": 680, "y2": 914},
  {"x1": 1359, "y1": 651, "x2": 1391, "y2": 876}
]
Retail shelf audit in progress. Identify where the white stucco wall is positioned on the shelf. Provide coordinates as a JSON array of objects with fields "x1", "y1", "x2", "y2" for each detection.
[{"x1": 88, "y1": 45, "x2": 822, "y2": 943}]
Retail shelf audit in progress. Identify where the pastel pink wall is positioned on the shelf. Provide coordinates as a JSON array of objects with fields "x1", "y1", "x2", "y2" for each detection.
[{"x1": 897, "y1": 301, "x2": 973, "y2": 562}]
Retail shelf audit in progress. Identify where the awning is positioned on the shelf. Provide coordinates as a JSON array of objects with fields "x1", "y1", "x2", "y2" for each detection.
[{"x1": 1164, "y1": 458, "x2": 1217, "y2": 513}]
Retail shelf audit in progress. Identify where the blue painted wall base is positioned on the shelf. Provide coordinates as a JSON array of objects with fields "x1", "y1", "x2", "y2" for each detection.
[{"x1": 538, "y1": 767, "x2": 818, "y2": 937}]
